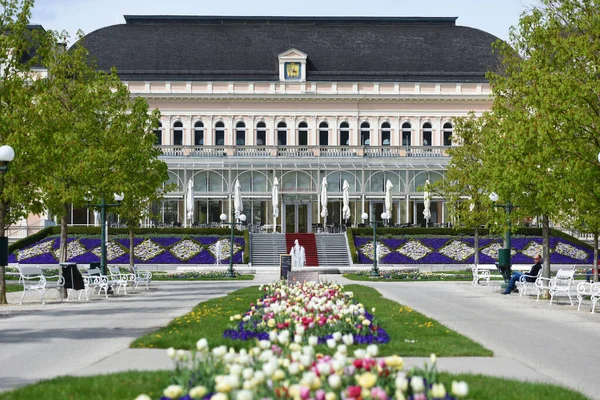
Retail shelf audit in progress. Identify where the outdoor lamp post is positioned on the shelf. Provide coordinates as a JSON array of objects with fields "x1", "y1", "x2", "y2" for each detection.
[
  {"x1": 362, "y1": 211, "x2": 389, "y2": 277},
  {"x1": 0, "y1": 145, "x2": 15, "y2": 285},
  {"x1": 489, "y1": 192, "x2": 515, "y2": 283},
  {"x1": 89, "y1": 193, "x2": 124, "y2": 275},
  {"x1": 220, "y1": 212, "x2": 246, "y2": 278}
]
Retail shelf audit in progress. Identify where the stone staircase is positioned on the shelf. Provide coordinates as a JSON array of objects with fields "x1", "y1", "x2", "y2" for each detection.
[
  {"x1": 249, "y1": 232, "x2": 351, "y2": 267},
  {"x1": 315, "y1": 233, "x2": 351, "y2": 267},
  {"x1": 285, "y1": 233, "x2": 319, "y2": 266},
  {"x1": 250, "y1": 233, "x2": 287, "y2": 266}
]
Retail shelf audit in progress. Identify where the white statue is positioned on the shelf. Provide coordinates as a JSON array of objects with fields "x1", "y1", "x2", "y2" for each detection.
[
  {"x1": 215, "y1": 241, "x2": 222, "y2": 267},
  {"x1": 290, "y1": 239, "x2": 305, "y2": 269},
  {"x1": 299, "y1": 245, "x2": 306, "y2": 268}
]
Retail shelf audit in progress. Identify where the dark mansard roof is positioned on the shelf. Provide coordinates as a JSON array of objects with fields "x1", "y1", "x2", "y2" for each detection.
[{"x1": 80, "y1": 16, "x2": 503, "y2": 82}]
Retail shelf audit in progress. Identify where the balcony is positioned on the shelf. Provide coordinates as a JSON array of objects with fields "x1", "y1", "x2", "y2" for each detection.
[{"x1": 158, "y1": 145, "x2": 450, "y2": 158}]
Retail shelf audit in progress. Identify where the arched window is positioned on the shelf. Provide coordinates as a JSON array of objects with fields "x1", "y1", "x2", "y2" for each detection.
[
  {"x1": 381, "y1": 122, "x2": 391, "y2": 146},
  {"x1": 194, "y1": 121, "x2": 204, "y2": 146},
  {"x1": 443, "y1": 122, "x2": 453, "y2": 146},
  {"x1": 319, "y1": 122, "x2": 329, "y2": 146},
  {"x1": 215, "y1": 121, "x2": 225, "y2": 146},
  {"x1": 277, "y1": 122, "x2": 287, "y2": 146},
  {"x1": 422, "y1": 122, "x2": 432, "y2": 146},
  {"x1": 256, "y1": 122, "x2": 266, "y2": 146},
  {"x1": 360, "y1": 122, "x2": 370, "y2": 146},
  {"x1": 298, "y1": 122, "x2": 308, "y2": 146},
  {"x1": 173, "y1": 121, "x2": 183, "y2": 146},
  {"x1": 235, "y1": 121, "x2": 246, "y2": 146},
  {"x1": 339, "y1": 122, "x2": 350, "y2": 146},
  {"x1": 402, "y1": 122, "x2": 411, "y2": 146},
  {"x1": 154, "y1": 122, "x2": 162, "y2": 145}
]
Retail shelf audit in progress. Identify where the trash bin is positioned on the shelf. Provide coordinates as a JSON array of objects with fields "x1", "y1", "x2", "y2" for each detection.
[
  {"x1": 60, "y1": 262, "x2": 85, "y2": 291},
  {"x1": 497, "y1": 248, "x2": 512, "y2": 282}
]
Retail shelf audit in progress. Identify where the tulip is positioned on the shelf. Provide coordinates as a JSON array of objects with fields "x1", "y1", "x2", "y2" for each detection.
[
  {"x1": 430, "y1": 383, "x2": 446, "y2": 399},
  {"x1": 166, "y1": 347, "x2": 176, "y2": 359},
  {"x1": 451, "y1": 381, "x2": 469, "y2": 398},
  {"x1": 163, "y1": 385, "x2": 184, "y2": 399},
  {"x1": 410, "y1": 376, "x2": 425, "y2": 393},
  {"x1": 189, "y1": 386, "x2": 208, "y2": 399}
]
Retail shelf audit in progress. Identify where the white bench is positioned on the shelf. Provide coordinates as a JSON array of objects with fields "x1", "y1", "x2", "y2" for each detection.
[
  {"x1": 17, "y1": 266, "x2": 64, "y2": 305},
  {"x1": 516, "y1": 268, "x2": 543, "y2": 297},
  {"x1": 535, "y1": 269, "x2": 575, "y2": 305},
  {"x1": 470, "y1": 264, "x2": 502, "y2": 286},
  {"x1": 108, "y1": 266, "x2": 135, "y2": 294},
  {"x1": 576, "y1": 282, "x2": 600, "y2": 313},
  {"x1": 132, "y1": 266, "x2": 152, "y2": 290},
  {"x1": 80, "y1": 268, "x2": 110, "y2": 300}
]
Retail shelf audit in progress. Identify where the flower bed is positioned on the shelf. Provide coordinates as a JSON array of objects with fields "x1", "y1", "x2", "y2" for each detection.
[
  {"x1": 223, "y1": 282, "x2": 390, "y2": 346},
  {"x1": 9, "y1": 236, "x2": 245, "y2": 265},
  {"x1": 136, "y1": 282, "x2": 468, "y2": 400},
  {"x1": 355, "y1": 236, "x2": 593, "y2": 265}
]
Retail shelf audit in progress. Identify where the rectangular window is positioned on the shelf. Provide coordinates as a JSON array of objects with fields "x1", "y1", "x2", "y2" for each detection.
[
  {"x1": 382, "y1": 132, "x2": 390, "y2": 146},
  {"x1": 194, "y1": 131, "x2": 204, "y2": 146},
  {"x1": 340, "y1": 131, "x2": 349, "y2": 146},
  {"x1": 443, "y1": 132, "x2": 452, "y2": 146},
  {"x1": 174, "y1": 131, "x2": 183, "y2": 146},
  {"x1": 299, "y1": 131, "x2": 308, "y2": 146},
  {"x1": 319, "y1": 130, "x2": 329, "y2": 146},
  {"x1": 402, "y1": 132, "x2": 411, "y2": 146},
  {"x1": 257, "y1": 131, "x2": 266, "y2": 146},
  {"x1": 361, "y1": 131, "x2": 370, "y2": 146},
  {"x1": 278, "y1": 131, "x2": 287, "y2": 146},
  {"x1": 423, "y1": 132, "x2": 432, "y2": 146},
  {"x1": 215, "y1": 131, "x2": 225, "y2": 146},
  {"x1": 236, "y1": 131, "x2": 245, "y2": 146}
]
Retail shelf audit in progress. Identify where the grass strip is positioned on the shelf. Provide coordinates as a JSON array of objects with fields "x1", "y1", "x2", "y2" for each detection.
[
  {"x1": 344, "y1": 271, "x2": 473, "y2": 282},
  {"x1": 0, "y1": 371, "x2": 588, "y2": 400},
  {"x1": 132, "y1": 284, "x2": 492, "y2": 357},
  {"x1": 151, "y1": 274, "x2": 254, "y2": 281}
]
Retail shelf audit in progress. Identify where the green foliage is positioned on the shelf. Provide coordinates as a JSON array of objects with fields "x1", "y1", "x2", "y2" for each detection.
[
  {"x1": 7, "y1": 227, "x2": 53, "y2": 253},
  {"x1": 243, "y1": 229, "x2": 250, "y2": 263}
]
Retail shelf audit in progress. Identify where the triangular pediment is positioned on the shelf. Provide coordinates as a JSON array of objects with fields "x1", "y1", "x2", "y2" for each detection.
[{"x1": 278, "y1": 48, "x2": 307, "y2": 60}]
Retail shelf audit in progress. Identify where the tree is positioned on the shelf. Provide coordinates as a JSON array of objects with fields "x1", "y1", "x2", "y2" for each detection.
[
  {"x1": 109, "y1": 100, "x2": 170, "y2": 271},
  {"x1": 430, "y1": 113, "x2": 497, "y2": 265},
  {"x1": 13, "y1": 32, "x2": 168, "y2": 272},
  {"x1": 485, "y1": 0, "x2": 600, "y2": 282},
  {"x1": 0, "y1": 0, "x2": 45, "y2": 304}
]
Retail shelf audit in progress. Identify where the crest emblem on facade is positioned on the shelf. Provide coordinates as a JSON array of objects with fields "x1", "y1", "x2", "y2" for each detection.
[{"x1": 285, "y1": 62, "x2": 300, "y2": 79}]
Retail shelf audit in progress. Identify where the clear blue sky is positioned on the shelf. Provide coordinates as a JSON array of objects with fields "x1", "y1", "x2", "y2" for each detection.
[{"x1": 31, "y1": 0, "x2": 539, "y2": 43}]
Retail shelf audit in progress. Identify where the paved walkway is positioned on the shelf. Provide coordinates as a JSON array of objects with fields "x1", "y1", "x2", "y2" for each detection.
[{"x1": 0, "y1": 274, "x2": 597, "y2": 399}]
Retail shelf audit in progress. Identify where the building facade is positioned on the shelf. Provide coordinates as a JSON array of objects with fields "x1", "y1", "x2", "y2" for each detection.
[{"x1": 74, "y1": 16, "x2": 500, "y2": 233}]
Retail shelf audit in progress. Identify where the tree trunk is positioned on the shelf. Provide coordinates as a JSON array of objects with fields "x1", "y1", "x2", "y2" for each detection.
[
  {"x1": 541, "y1": 215, "x2": 551, "y2": 300},
  {"x1": 59, "y1": 205, "x2": 69, "y2": 298},
  {"x1": 0, "y1": 199, "x2": 7, "y2": 305},
  {"x1": 594, "y1": 233, "x2": 598, "y2": 283},
  {"x1": 129, "y1": 227, "x2": 135, "y2": 274},
  {"x1": 474, "y1": 226, "x2": 480, "y2": 265}
]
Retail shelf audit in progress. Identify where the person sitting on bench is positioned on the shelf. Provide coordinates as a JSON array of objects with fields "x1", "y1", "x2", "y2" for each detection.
[{"x1": 502, "y1": 254, "x2": 543, "y2": 295}]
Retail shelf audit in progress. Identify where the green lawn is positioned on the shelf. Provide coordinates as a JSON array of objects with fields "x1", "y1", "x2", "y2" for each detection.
[
  {"x1": 151, "y1": 273, "x2": 254, "y2": 281},
  {"x1": 344, "y1": 270, "x2": 473, "y2": 282},
  {"x1": 3, "y1": 284, "x2": 22, "y2": 293},
  {"x1": 132, "y1": 284, "x2": 492, "y2": 357},
  {"x1": 0, "y1": 371, "x2": 588, "y2": 400}
]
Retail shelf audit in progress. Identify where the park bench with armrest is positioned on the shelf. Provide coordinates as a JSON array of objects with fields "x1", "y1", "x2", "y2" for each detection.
[
  {"x1": 80, "y1": 268, "x2": 110, "y2": 300},
  {"x1": 108, "y1": 266, "x2": 135, "y2": 294},
  {"x1": 17, "y1": 265, "x2": 64, "y2": 305},
  {"x1": 576, "y1": 281, "x2": 600, "y2": 313},
  {"x1": 516, "y1": 268, "x2": 543, "y2": 297},
  {"x1": 132, "y1": 266, "x2": 152, "y2": 290},
  {"x1": 535, "y1": 269, "x2": 575, "y2": 305}
]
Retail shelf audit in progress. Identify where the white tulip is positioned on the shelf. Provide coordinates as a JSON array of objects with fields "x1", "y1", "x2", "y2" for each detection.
[
  {"x1": 328, "y1": 374, "x2": 342, "y2": 389},
  {"x1": 163, "y1": 385, "x2": 184, "y2": 399},
  {"x1": 134, "y1": 395, "x2": 152, "y2": 400},
  {"x1": 196, "y1": 338, "x2": 208, "y2": 351},
  {"x1": 269, "y1": 330, "x2": 278, "y2": 342},
  {"x1": 258, "y1": 340, "x2": 271, "y2": 350},
  {"x1": 430, "y1": 383, "x2": 446, "y2": 399},
  {"x1": 166, "y1": 347, "x2": 176, "y2": 359},
  {"x1": 294, "y1": 334, "x2": 303, "y2": 344},
  {"x1": 308, "y1": 336, "x2": 319, "y2": 346},
  {"x1": 451, "y1": 381, "x2": 469, "y2": 398},
  {"x1": 332, "y1": 332, "x2": 342, "y2": 342},
  {"x1": 410, "y1": 376, "x2": 425, "y2": 393},
  {"x1": 366, "y1": 344, "x2": 379, "y2": 358},
  {"x1": 242, "y1": 367, "x2": 254, "y2": 380},
  {"x1": 326, "y1": 338, "x2": 337, "y2": 349}
]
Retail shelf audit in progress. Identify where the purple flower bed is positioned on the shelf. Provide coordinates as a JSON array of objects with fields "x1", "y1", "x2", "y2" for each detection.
[
  {"x1": 354, "y1": 235, "x2": 594, "y2": 264},
  {"x1": 10, "y1": 235, "x2": 246, "y2": 265}
]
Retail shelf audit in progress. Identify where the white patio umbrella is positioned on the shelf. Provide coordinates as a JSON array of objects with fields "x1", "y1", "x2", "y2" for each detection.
[
  {"x1": 234, "y1": 179, "x2": 243, "y2": 221},
  {"x1": 342, "y1": 180, "x2": 351, "y2": 222},
  {"x1": 185, "y1": 178, "x2": 194, "y2": 227},
  {"x1": 320, "y1": 177, "x2": 328, "y2": 225},
  {"x1": 385, "y1": 179, "x2": 393, "y2": 222},
  {"x1": 423, "y1": 179, "x2": 432, "y2": 226},
  {"x1": 272, "y1": 177, "x2": 279, "y2": 233}
]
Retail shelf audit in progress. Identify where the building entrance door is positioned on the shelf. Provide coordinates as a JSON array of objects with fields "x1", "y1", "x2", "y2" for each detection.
[{"x1": 283, "y1": 203, "x2": 310, "y2": 233}]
